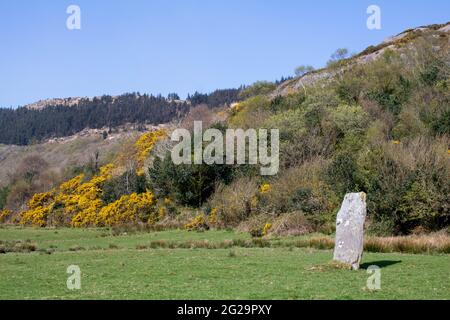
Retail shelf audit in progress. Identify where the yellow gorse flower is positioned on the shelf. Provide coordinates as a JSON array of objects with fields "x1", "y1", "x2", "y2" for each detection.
[
  {"x1": 259, "y1": 183, "x2": 271, "y2": 194},
  {"x1": 0, "y1": 209, "x2": 13, "y2": 223},
  {"x1": 134, "y1": 130, "x2": 166, "y2": 174},
  {"x1": 262, "y1": 223, "x2": 272, "y2": 236},
  {"x1": 185, "y1": 214, "x2": 207, "y2": 231},
  {"x1": 18, "y1": 130, "x2": 166, "y2": 228},
  {"x1": 20, "y1": 164, "x2": 112, "y2": 227},
  {"x1": 208, "y1": 208, "x2": 218, "y2": 224},
  {"x1": 97, "y1": 190, "x2": 156, "y2": 226}
]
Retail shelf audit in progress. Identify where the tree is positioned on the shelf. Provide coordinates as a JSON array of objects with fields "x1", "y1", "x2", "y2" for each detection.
[
  {"x1": 167, "y1": 93, "x2": 180, "y2": 100},
  {"x1": 16, "y1": 155, "x2": 49, "y2": 185},
  {"x1": 149, "y1": 124, "x2": 234, "y2": 207},
  {"x1": 295, "y1": 65, "x2": 315, "y2": 77},
  {"x1": 0, "y1": 186, "x2": 10, "y2": 210},
  {"x1": 327, "y1": 48, "x2": 350, "y2": 66},
  {"x1": 238, "y1": 81, "x2": 276, "y2": 99}
]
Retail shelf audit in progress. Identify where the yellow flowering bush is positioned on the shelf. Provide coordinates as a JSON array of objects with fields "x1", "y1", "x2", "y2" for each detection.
[
  {"x1": 208, "y1": 208, "x2": 218, "y2": 224},
  {"x1": 229, "y1": 103, "x2": 242, "y2": 116},
  {"x1": 184, "y1": 214, "x2": 209, "y2": 231},
  {"x1": 20, "y1": 190, "x2": 55, "y2": 226},
  {"x1": 158, "y1": 206, "x2": 167, "y2": 219},
  {"x1": 262, "y1": 223, "x2": 272, "y2": 236},
  {"x1": 97, "y1": 190, "x2": 157, "y2": 226},
  {"x1": 70, "y1": 164, "x2": 113, "y2": 227},
  {"x1": 134, "y1": 130, "x2": 166, "y2": 174},
  {"x1": 259, "y1": 183, "x2": 271, "y2": 194},
  {"x1": 19, "y1": 164, "x2": 113, "y2": 227},
  {"x1": 0, "y1": 209, "x2": 12, "y2": 223},
  {"x1": 20, "y1": 206, "x2": 49, "y2": 227},
  {"x1": 15, "y1": 130, "x2": 167, "y2": 228},
  {"x1": 28, "y1": 191, "x2": 54, "y2": 209}
]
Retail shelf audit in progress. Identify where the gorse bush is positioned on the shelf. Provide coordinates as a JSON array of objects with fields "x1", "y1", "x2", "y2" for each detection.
[
  {"x1": 98, "y1": 191, "x2": 158, "y2": 226},
  {"x1": 17, "y1": 130, "x2": 165, "y2": 227}
]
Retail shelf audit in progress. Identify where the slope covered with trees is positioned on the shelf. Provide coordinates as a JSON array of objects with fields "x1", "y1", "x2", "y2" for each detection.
[
  {"x1": 1, "y1": 24, "x2": 449, "y2": 237},
  {"x1": 0, "y1": 88, "x2": 245, "y2": 146},
  {"x1": 149, "y1": 26, "x2": 450, "y2": 236}
]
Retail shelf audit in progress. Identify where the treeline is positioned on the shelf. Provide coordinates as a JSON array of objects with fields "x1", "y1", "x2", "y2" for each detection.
[
  {"x1": 0, "y1": 88, "x2": 243, "y2": 145},
  {"x1": 187, "y1": 88, "x2": 243, "y2": 108},
  {"x1": 0, "y1": 94, "x2": 188, "y2": 145}
]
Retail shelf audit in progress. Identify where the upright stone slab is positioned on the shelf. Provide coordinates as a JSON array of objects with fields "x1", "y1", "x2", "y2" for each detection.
[{"x1": 333, "y1": 192, "x2": 367, "y2": 270}]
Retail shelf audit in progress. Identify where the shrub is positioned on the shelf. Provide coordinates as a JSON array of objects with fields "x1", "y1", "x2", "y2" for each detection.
[
  {"x1": 335, "y1": 68, "x2": 365, "y2": 104},
  {"x1": 249, "y1": 227, "x2": 263, "y2": 238},
  {"x1": 359, "y1": 137, "x2": 450, "y2": 234},
  {"x1": 149, "y1": 149, "x2": 234, "y2": 207},
  {"x1": 262, "y1": 158, "x2": 339, "y2": 225},
  {"x1": 0, "y1": 209, "x2": 13, "y2": 224},
  {"x1": 430, "y1": 108, "x2": 450, "y2": 135},
  {"x1": 209, "y1": 177, "x2": 259, "y2": 227},
  {"x1": 184, "y1": 214, "x2": 209, "y2": 231},
  {"x1": 270, "y1": 211, "x2": 315, "y2": 237},
  {"x1": 229, "y1": 95, "x2": 272, "y2": 129},
  {"x1": 101, "y1": 169, "x2": 147, "y2": 204},
  {"x1": 391, "y1": 107, "x2": 426, "y2": 139},
  {"x1": 236, "y1": 213, "x2": 272, "y2": 233},
  {"x1": 269, "y1": 92, "x2": 306, "y2": 113},
  {"x1": 239, "y1": 81, "x2": 276, "y2": 100},
  {"x1": 97, "y1": 190, "x2": 158, "y2": 226},
  {"x1": 0, "y1": 240, "x2": 37, "y2": 254},
  {"x1": 324, "y1": 104, "x2": 370, "y2": 135},
  {"x1": 0, "y1": 186, "x2": 10, "y2": 211},
  {"x1": 325, "y1": 152, "x2": 363, "y2": 197},
  {"x1": 262, "y1": 223, "x2": 272, "y2": 235}
]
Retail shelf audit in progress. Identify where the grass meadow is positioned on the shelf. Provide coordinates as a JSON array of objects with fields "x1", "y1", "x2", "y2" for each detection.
[{"x1": 0, "y1": 227, "x2": 449, "y2": 299}]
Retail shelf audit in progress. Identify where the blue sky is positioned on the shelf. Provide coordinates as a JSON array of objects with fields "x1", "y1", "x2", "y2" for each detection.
[{"x1": 0, "y1": 0, "x2": 449, "y2": 107}]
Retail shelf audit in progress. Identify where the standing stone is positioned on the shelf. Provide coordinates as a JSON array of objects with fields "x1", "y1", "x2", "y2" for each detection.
[{"x1": 333, "y1": 192, "x2": 367, "y2": 270}]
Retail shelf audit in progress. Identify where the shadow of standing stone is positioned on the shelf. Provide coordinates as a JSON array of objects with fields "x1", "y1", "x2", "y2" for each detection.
[{"x1": 333, "y1": 192, "x2": 367, "y2": 270}]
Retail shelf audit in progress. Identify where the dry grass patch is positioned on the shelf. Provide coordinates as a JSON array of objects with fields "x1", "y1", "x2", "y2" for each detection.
[
  {"x1": 271, "y1": 212, "x2": 315, "y2": 237},
  {"x1": 365, "y1": 232, "x2": 450, "y2": 254},
  {"x1": 0, "y1": 239, "x2": 37, "y2": 254}
]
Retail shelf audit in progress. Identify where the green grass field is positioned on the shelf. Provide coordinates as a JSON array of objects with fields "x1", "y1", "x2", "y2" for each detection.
[{"x1": 0, "y1": 227, "x2": 449, "y2": 299}]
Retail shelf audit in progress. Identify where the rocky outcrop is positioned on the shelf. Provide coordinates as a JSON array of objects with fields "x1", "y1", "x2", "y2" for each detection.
[{"x1": 271, "y1": 22, "x2": 449, "y2": 97}]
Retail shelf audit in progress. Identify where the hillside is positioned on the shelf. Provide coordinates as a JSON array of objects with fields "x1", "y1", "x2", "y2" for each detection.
[
  {"x1": 0, "y1": 124, "x2": 166, "y2": 187},
  {"x1": 273, "y1": 22, "x2": 450, "y2": 96},
  {"x1": 0, "y1": 88, "x2": 242, "y2": 146},
  {"x1": 1, "y1": 22, "x2": 449, "y2": 237}
]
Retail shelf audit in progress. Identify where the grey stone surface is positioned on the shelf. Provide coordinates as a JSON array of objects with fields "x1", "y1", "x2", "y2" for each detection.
[{"x1": 333, "y1": 192, "x2": 367, "y2": 270}]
